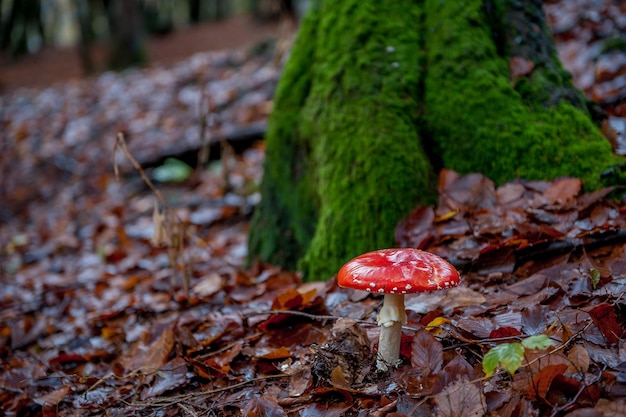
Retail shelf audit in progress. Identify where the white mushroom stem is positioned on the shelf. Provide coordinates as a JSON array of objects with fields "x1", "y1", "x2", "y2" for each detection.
[{"x1": 376, "y1": 293, "x2": 407, "y2": 371}]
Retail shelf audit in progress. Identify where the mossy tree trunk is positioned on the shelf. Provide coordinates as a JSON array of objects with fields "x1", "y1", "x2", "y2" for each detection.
[{"x1": 248, "y1": 0, "x2": 621, "y2": 282}]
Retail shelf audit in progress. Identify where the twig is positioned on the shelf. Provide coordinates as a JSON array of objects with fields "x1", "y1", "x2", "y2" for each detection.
[
  {"x1": 114, "y1": 132, "x2": 167, "y2": 206},
  {"x1": 113, "y1": 132, "x2": 193, "y2": 295},
  {"x1": 131, "y1": 374, "x2": 289, "y2": 408},
  {"x1": 245, "y1": 309, "x2": 376, "y2": 326}
]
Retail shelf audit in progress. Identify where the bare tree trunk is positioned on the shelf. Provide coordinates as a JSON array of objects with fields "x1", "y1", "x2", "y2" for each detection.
[
  {"x1": 106, "y1": 0, "x2": 146, "y2": 69},
  {"x1": 75, "y1": 0, "x2": 94, "y2": 74}
]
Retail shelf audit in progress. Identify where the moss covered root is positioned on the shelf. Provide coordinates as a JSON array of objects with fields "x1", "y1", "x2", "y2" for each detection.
[{"x1": 423, "y1": 0, "x2": 619, "y2": 190}]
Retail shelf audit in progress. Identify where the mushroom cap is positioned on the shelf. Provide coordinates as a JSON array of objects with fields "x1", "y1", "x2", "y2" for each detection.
[{"x1": 337, "y1": 248, "x2": 460, "y2": 294}]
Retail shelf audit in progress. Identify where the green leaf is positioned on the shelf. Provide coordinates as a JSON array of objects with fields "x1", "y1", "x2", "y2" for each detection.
[
  {"x1": 482, "y1": 342, "x2": 525, "y2": 377},
  {"x1": 521, "y1": 334, "x2": 553, "y2": 350},
  {"x1": 589, "y1": 268, "x2": 600, "y2": 289},
  {"x1": 153, "y1": 158, "x2": 193, "y2": 182}
]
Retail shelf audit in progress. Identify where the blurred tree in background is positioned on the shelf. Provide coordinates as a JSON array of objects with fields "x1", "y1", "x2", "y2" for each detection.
[
  {"x1": 0, "y1": 0, "x2": 44, "y2": 56},
  {"x1": 0, "y1": 0, "x2": 294, "y2": 70}
]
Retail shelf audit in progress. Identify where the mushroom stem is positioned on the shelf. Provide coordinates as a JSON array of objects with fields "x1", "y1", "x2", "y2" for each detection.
[
  {"x1": 376, "y1": 293, "x2": 407, "y2": 371},
  {"x1": 377, "y1": 321, "x2": 402, "y2": 371}
]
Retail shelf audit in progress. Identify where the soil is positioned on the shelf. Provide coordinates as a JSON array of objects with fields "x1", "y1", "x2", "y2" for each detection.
[{"x1": 0, "y1": 14, "x2": 280, "y2": 93}]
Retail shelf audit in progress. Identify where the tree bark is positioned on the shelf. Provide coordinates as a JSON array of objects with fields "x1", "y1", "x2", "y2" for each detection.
[
  {"x1": 106, "y1": 0, "x2": 146, "y2": 69},
  {"x1": 248, "y1": 0, "x2": 621, "y2": 281},
  {"x1": 75, "y1": 0, "x2": 95, "y2": 74}
]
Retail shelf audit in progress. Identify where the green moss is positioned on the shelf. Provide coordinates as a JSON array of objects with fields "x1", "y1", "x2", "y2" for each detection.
[
  {"x1": 423, "y1": 0, "x2": 619, "y2": 190},
  {"x1": 295, "y1": 0, "x2": 435, "y2": 281}
]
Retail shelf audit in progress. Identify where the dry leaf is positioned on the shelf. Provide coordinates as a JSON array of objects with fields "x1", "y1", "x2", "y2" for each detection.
[
  {"x1": 435, "y1": 379, "x2": 486, "y2": 417},
  {"x1": 509, "y1": 56, "x2": 535, "y2": 81},
  {"x1": 411, "y1": 330, "x2": 443, "y2": 375},
  {"x1": 567, "y1": 344, "x2": 590, "y2": 374}
]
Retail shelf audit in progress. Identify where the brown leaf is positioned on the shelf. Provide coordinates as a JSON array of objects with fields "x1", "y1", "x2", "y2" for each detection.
[
  {"x1": 411, "y1": 330, "x2": 443, "y2": 375},
  {"x1": 528, "y1": 363, "x2": 568, "y2": 404},
  {"x1": 567, "y1": 344, "x2": 590, "y2": 374},
  {"x1": 594, "y1": 398, "x2": 626, "y2": 415},
  {"x1": 438, "y1": 172, "x2": 496, "y2": 213},
  {"x1": 434, "y1": 355, "x2": 475, "y2": 394},
  {"x1": 496, "y1": 182, "x2": 526, "y2": 205},
  {"x1": 33, "y1": 386, "x2": 71, "y2": 407},
  {"x1": 207, "y1": 340, "x2": 244, "y2": 372},
  {"x1": 509, "y1": 56, "x2": 535, "y2": 81},
  {"x1": 543, "y1": 178, "x2": 582, "y2": 205},
  {"x1": 242, "y1": 396, "x2": 288, "y2": 417},
  {"x1": 435, "y1": 379, "x2": 486, "y2": 417},
  {"x1": 395, "y1": 206, "x2": 435, "y2": 248},
  {"x1": 118, "y1": 328, "x2": 175, "y2": 374},
  {"x1": 141, "y1": 357, "x2": 189, "y2": 399},
  {"x1": 253, "y1": 345, "x2": 291, "y2": 360},
  {"x1": 330, "y1": 366, "x2": 350, "y2": 389},
  {"x1": 192, "y1": 273, "x2": 223, "y2": 297}
]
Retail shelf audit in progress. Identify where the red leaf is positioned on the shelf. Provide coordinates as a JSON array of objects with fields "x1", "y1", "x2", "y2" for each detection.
[
  {"x1": 587, "y1": 303, "x2": 621, "y2": 344},
  {"x1": 48, "y1": 353, "x2": 88, "y2": 366},
  {"x1": 489, "y1": 327, "x2": 522, "y2": 339},
  {"x1": 411, "y1": 330, "x2": 443, "y2": 375}
]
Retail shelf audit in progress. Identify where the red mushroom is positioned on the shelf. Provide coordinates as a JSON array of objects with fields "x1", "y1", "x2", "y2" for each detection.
[{"x1": 337, "y1": 248, "x2": 460, "y2": 371}]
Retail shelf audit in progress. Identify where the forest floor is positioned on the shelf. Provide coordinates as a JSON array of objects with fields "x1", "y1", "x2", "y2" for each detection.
[{"x1": 1, "y1": 3, "x2": 626, "y2": 417}]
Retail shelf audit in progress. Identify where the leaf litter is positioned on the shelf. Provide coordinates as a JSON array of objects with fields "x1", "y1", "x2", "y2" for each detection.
[{"x1": 2, "y1": 3, "x2": 626, "y2": 416}]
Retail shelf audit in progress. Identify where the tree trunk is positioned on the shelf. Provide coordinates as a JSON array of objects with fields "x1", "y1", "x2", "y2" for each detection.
[
  {"x1": 248, "y1": 0, "x2": 621, "y2": 282},
  {"x1": 75, "y1": 0, "x2": 95, "y2": 74},
  {"x1": 106, "y1": 0, "x2": 146, "y2": 69},
  {"x1": 1, "y1": 0, "x2": 43, "y2": 56}
]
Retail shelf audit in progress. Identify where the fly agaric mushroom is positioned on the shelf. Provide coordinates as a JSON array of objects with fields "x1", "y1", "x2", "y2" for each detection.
[{"x1": 337, "y1": 248, "x2": 460, "y2": 371}]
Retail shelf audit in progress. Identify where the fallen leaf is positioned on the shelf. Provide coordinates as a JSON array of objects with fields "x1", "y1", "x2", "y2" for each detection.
[
  {"x1": 509, "y1": 56, "x2": 535, "y2": 81},
  {"x1": 242, "y1": 395, "x2": 288, "y2": 417},
  {"x1": 33, "y1": 386, "x2": 71, "y2": 407},
  {"x1": 395, "y1": 206, "x2": 435, "y2": 248},
  {"x1": 587, "y1": 303, "x2": 621, "y2": 344},
  {"x1": 435, "y1": 379, "x2": 486, "y2": 417},
  {"x1": 411, "y1": 330, "x2": 443, "y2": 375},
  {"x1": 528, "y1": 363, "x2": 568, "y2": 404},
  {"x1": 118, "y1": 328, "x2": 175, "y2": 374},
  {"x1": 567, "y1": 344, "x2": 590, "y2": 374},
  {"x1": 543, "y1": 178, "x2": 582, "y2": 205},
  {"x1": 141, "y1": 357, "x2": 189, "y2": 399}
]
